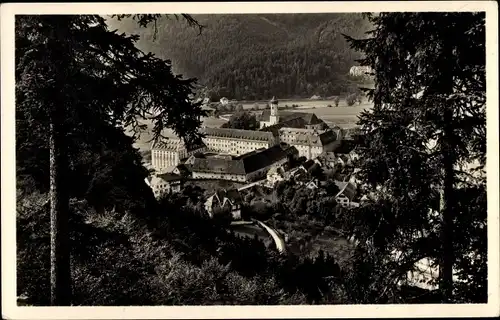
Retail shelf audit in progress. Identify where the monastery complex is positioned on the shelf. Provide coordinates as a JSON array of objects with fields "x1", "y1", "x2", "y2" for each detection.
[{"x1": 151, "y1": 97, "x2": 344, "y2": 181}]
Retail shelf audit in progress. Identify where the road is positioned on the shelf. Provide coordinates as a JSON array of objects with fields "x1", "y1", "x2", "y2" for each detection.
[{"x1": 229, "y1": 220, "x2": 286, "y2": 253}]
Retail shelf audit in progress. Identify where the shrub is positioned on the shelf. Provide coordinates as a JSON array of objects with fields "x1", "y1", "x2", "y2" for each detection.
[{"x1": 346, "y1": 94, "x2": 357, "y2": 106}]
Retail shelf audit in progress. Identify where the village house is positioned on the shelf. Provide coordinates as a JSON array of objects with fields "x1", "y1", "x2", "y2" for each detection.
[
  {"x1": 190, "y1": 144, "x2": 298, "y2": 183},
  {"x1": 317, "y1": 151, "x2": 338, "y2": 168},
  {"x1": 145, "y1": 173, "x2": 184, "y2": 198},
  {"x1": 172, "y1": 163, "x2": 192, "y2": 177},
  {"x1": 204, "y1": 188, "x2": 243, "y2": 220},
  {"x1": 266, "y1": 165, "x2": 287, "y2": 186},
  {"x1": 220, "y1": 97, "x2": 229, "y2": 105}
]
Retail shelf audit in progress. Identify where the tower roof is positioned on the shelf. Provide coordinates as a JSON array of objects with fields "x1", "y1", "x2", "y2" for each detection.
[{"x1": 270, "y1": 96, "x2": 278, "y2": 104}]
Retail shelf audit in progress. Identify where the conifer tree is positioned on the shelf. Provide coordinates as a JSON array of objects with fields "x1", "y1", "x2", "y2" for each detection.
[
  {"x1": 343, "y1": 12, "x2": 486, "y2": 302},
  {"x1": 16, "y1": 14, "x2": 204, "y2": 305}
]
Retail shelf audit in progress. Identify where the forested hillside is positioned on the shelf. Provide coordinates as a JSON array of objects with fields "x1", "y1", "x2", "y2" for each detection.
[{"x1": 106, "y1": 14, "x2": 372, "y2": 100}]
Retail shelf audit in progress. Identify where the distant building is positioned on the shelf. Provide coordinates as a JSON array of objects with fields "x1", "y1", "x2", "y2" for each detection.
[
  {"x1": 172, "y1": 163, "x2": 192, "y2": 177},
  {"x1": 145, "y1": 173, "x2": 183, "y2": 198},
  {"x1": 190, "y1": 144, "x2": 298, "y2": 182},
  {"x1": 205, "y1": 188, "x2": 243, "y2": 220},
  {"x1": 151, "y1": 137, "x2": 207, "y2": 173},
  {"x1": 201, "y1": 127, "x2": 275, "y2": 156},
  {"x1": 220, "y1": 97, "x2": 229, "y2": 105}
]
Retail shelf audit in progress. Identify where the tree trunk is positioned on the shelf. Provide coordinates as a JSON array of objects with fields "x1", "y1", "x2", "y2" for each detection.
[
  {"x1": 49, "y1": 110, "x2": 72, "y2": 306},
  {"x1": 440, "y1": 110, "x2": 455, "y2": 303}
]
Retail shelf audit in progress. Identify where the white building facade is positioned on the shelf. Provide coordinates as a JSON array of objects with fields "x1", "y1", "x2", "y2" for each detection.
[
  {"x1": 201, "y1": 127, "x2": 275, "y2": 156},
  {"x1": 259, "y1": 97, "x2": 280, "y2": 129},
  {"x1": 278, "y1": 128, "x2": 340, "y2": 160},
  {"x1": 151, "y1": 138, "x2": 207, "y2": 173}
]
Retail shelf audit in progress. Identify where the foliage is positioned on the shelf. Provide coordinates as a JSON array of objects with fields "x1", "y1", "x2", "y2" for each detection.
[
  {"x1": 106, "y1": 14, "x2": 372, "y2": 100},
  {"x1": 345, "y1": 94, "x2": 357, "y2": 106},
  {"x1": 343, "y1": 12, "x2": 486, "y2": 302},
  {"x1": 221, "y1": 111, "x2": 259, "y2": 130},
  {"x1": 16, "y1": 14, "x2": 207, "y2": 304},
  {"x1": 17, "y1": 192, "x2": 311, "y2": 305}
]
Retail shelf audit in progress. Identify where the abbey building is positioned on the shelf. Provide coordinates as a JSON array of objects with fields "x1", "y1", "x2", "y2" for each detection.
[{"x1": 151, "y1": 96, "x2": 342, "y2": 176}]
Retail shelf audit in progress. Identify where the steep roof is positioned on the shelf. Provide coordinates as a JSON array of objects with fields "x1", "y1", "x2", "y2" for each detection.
[
  {"x1": 334, "y1": 181, "x2": 357, "y2": 201},
  {"x1": 301, "y1": 113, "x2": 324, "y2": 125},
  {"x1": 201, "y1": 127, "x2": 274, "y2": 143},
  {"x1": 157, "y1": 173, "x2": 183, "y2": 182},
  {"x1": 334, "y1": 140, "x2": 358, "y2": 154},
  {"x1": 209, "y1": 188, "x2": 243, "y2": 207},
  {"x1": 151, "y1": 137, "x2": 206, "y2": 153},
  {"x1": 192, "y1": 157, "x2": 246, "y2": 175},
  {"x1": 242, "y1": 144, "x2": 295, "y2": 173},
  {"x1": 279, "y1": 128, "x2": 338, "y2": 147},
  {"x1": 191, "y1": 144, "x2": 297, "y2": 175},
  {"x1": 301, "y1": 159, "x2": 316, "y2": 171},
  {"x1": 175, "y1": 164, "x2": 191, "y2": 174}
]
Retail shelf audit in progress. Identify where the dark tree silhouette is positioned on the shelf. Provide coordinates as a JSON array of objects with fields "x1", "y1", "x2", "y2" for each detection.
[
  {"x1": 344, "y1": 12, "x2": 486, "y2": 303},
  {"x1": 16, "y1": 14, "x2": 204, "y2": 305}
]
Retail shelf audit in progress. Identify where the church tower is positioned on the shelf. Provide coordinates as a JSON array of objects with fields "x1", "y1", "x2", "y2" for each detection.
[{"x1": 269, "y1": 96, "x2": 279, "y2": 125}]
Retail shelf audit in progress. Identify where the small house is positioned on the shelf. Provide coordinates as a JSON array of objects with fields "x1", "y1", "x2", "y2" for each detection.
[
  {"x1": 145, "y1": 173, "x2": 184, "y2": 198},
  {"x1": 267, "y1": 166, "x2": 287, "y2": 186},
  {"x1": 204, "y1": 188, "x2": 243, "y2": 220}
]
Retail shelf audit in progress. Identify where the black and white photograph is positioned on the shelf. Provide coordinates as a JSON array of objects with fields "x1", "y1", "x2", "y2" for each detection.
[{"x1": 1, "y1": 1, "x2": 499, "y2": 319}]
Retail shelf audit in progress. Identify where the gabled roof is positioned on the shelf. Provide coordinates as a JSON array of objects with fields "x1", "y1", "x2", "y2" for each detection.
[
  {"x1": 157, "y1": 173, "x2": 183, "y2": 182},
  {"x1": 334, "y1": 181, "x2": 357, "y2": 201},
  {"x1": 301, "y1": 159, "x2": 316, "y2": 171},
  {"x1": 278, "y1": 128, "x2": 338, "y2": 147},
  {"x1": 301, "y1": 113, "x2": 324, "y2": 125},
  {"x1": 175, "y1": 163, "x2": 191, "y2": 174},
  {"x1": 191, "y1": 144, "x2": 297, "y2": 175},
  {"x1": 334, "y1": 140, "x2": 358, "y2": 154},
  {"x1": 209, "y1": 188, "x2": 243, "y2": 207}
]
